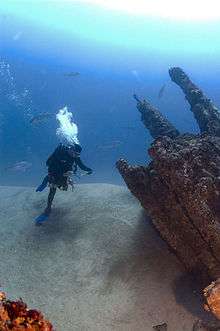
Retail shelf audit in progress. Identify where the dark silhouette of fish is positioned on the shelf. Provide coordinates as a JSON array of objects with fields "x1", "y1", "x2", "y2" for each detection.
[
  {"x1": 5, "y1": 161, "x2": 32, "y2": 172},
  {"x1": 63, "y1": 72, "x2": 80, "y2": 77},
  {"x1": 30, "y1": 112, "x2": 54, "y2": 125},
  {"x1": 158, "y1": 84, "x2": 166, "y2": 99}
]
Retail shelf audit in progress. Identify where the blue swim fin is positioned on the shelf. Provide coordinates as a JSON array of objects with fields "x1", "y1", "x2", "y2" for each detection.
[
  {"x1": 36, "y1": 183, "x2": 46, "y2": 192},
  {"x1": 35, "y1": 213, "x2": 49, "y2": 225},
  {"x1": 36, "y1": 176, "x2": 48, "y2": 192}
]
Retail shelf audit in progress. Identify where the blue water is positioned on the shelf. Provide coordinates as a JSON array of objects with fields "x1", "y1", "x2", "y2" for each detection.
[{"x1": 1, "y1": 1, "x2": 220, "y2": 187}]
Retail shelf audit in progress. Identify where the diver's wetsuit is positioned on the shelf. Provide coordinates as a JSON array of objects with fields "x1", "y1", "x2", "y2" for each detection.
[
  {"x1": 43, "y1": 144, "x2": 92, "y2": 215},
  {"x1": 46, "y1": 144, "x2": 92, "y2": 187}
]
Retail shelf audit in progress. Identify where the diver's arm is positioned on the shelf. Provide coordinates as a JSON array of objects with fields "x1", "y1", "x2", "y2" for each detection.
[{"x1": 75, "y1": 157, "x2": 92, "y2": 173}]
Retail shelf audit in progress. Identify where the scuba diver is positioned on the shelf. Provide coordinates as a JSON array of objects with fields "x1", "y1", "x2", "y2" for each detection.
[{"x1": 35, "y1": 143, "x2": 92, "y2": 224}]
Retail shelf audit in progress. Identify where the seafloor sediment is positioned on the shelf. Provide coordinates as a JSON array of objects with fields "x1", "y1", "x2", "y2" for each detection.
[{"x1": 0, "y1": 184, "x2": 203, "y2": 331}]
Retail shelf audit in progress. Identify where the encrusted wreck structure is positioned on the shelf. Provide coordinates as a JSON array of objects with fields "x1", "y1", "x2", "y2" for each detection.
[
  {"x1": 0, "y1": 291, "x2": 53, "y2": 330},
  {"x1": 117, "y1": 67, "x2": 220, "y2": 284}
]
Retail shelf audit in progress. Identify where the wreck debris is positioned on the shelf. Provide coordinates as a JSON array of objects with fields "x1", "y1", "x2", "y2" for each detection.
[
  {"x1": 204, "y1": 279, "x2": 220, "y2": 320},
  {"x1": 133, "y1": 94, "x2": 180, "y2": 139},
  {"x1": 0, "y1": 291, "x2": 53, "y2": 330},
  {"x1": 169, "y1": 67, "x2": 220, "y2": 136},
  {"x1": 117, "y1": 68, "x2": 220, "y2": 282},
  {"x1": 153, "y1": 322, "x2": 167, "y2": 330}
]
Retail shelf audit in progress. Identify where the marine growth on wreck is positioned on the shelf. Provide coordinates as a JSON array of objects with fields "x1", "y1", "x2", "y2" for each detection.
[{"x1": 117, "y1": 67, "x2": 220, "y2": 283}]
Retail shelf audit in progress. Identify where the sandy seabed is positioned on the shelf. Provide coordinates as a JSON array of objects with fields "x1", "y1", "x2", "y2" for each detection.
[{"x1": 0, "y1": 183, "x2": 206, "y2": 330}]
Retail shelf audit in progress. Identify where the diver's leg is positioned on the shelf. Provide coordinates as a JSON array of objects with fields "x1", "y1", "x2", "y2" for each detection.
[
  {"x1": 35, "y1": 186, "x2": 56, "y2": 224},
  {"x1": 44, "y1": 187, "x2": 56, "y2": 215}
]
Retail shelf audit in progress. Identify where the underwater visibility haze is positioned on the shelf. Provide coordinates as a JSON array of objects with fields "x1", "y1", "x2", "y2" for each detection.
[
  {"x1": 1, "y1": 0, "x2": 220, "y2": 186},
  {"x1": 2, "y1": 2, "x2": 220, "y2": 330}
]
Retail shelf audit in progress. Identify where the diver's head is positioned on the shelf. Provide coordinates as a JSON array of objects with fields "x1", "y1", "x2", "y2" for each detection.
[{"x1": 67, "y1": 143, "x2": 82, "y2": 157}]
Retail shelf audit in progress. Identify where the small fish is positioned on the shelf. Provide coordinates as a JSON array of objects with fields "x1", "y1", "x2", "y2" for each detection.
[
  {"x1": 13, "y1": 31, "x2": 23, "y2": 41},
  {"x1": 158, "y1": 84, "x2": 166, "y2": 99},
  {"x1": 5, "y1": 161, "x2": 32, "y2": 172},
  {"x1": 96, "y1": 141, "x2": 122, "y2": 150},
  {"x1": 30, "y1": 112, "x2": 54, "y2": 125},
  {"x1": 131, "y1": 70, "x2": 141, "y2": 82},
  {"x1": 63, "y1": 72, "x2": 80, "y2": 77}
]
